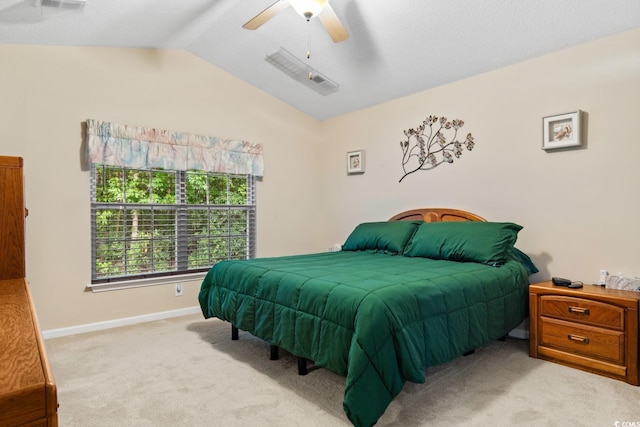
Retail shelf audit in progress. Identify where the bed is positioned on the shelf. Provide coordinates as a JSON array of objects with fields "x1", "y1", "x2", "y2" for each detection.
[{"x1": 198, "y1": 208, "x2": 536, "y2": 426}]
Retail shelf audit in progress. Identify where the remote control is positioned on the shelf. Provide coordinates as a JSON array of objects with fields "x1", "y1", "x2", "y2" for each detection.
[{"x1": 552, "y1": 277, "x2": 572, "y2": 286}]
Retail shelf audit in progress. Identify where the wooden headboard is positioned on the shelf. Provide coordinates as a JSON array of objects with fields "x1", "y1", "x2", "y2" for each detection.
[{"x1": 389, "y1": 208, "x2": 486, "y2": 223}]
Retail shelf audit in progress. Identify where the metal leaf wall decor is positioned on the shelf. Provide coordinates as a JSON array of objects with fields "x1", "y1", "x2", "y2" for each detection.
[{"x1": 399, "y1": 115, "x2": 476, "y2": 183}]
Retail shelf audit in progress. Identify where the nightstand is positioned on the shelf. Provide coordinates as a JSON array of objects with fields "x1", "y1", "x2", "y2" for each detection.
[{"x1": 529, "y1": 281, "x2": 640, "y2": 385}]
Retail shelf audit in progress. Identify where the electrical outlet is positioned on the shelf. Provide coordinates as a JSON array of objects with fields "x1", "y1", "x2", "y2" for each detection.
[
  {"x1": 599, "y1": 269, "x2": 608, "y2": 286},
  {"x1": 175, "y1": 283, "x2": 183, "y2": 297}
]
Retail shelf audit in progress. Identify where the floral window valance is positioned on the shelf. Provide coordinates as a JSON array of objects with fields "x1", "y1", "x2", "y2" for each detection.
[{"x1": 85, "y1": 119, "x2": 264, "y2": 177}]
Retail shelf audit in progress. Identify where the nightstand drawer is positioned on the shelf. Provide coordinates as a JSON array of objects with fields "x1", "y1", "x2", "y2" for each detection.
[
  {"x1": 530, "y1": 281, "x2": 640, "y2": 385},
  {"x1": 539, "y1": 295, "x2": 624, "y2": 330},
  {"x1": 539, "y1": 317, "x2": 625, "y2": 365}
]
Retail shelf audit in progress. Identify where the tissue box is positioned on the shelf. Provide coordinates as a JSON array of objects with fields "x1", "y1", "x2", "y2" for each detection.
[{"x1": 605, "y1": 274, "x2": 640, "y2": 292}]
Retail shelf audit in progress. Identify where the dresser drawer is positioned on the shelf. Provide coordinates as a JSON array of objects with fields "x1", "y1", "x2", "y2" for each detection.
[
  {"x1": 539, "y1": 295, "x2": 624, "y2": 330},
  {"x1": 539, "y1": 317, "x2": 625, "y2": 365}
]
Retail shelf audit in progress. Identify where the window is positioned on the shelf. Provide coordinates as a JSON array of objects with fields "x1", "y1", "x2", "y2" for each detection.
[{"x1": 90, "y1": 164, "x2": 256, "y2": 284}]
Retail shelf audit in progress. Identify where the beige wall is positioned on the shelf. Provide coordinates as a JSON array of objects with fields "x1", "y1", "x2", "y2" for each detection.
[
  {"x1": 1, "y1": 28, "x2": 638, "y2": 330},
  {"x1": 0, "y1": 46, "x2": 324, "y2": 329},
  {"x1": 320, "y1": 28, "x2": 640, "y2": 285}
]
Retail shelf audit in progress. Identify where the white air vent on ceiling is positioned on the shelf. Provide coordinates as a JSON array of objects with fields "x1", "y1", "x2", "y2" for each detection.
[
  {"x1": 265, "y1": 48, "x2": 339, "y2": 96},
  {"x1": 40, "y1": 0, "x2": 86, "y2": 9}
]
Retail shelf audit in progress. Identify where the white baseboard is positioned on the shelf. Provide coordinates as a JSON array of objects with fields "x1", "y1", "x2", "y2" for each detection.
[
  {"x1": 42, "y1": 306, "x2": 201, "y2": 339},
  {"x1": 42, "y1": 307, "x2": 530, "y2": 340}
]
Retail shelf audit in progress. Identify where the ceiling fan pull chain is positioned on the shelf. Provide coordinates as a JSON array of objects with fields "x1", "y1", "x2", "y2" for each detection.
[{"x1": 307, "y1": 19, "x2": 313, "y2": 80}]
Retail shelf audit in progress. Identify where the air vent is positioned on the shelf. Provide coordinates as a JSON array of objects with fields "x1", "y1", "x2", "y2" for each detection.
[
  {"x1": 40, "y1": 0, "x2": 86, "y2": 9},
  {"x1": 265, "y1": 48, "x2": 339, "y2": 96}
]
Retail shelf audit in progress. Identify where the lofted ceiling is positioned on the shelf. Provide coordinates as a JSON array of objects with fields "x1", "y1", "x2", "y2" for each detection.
[{"x1": 1, "y1": 0, "x2": 639, "y2": 121}]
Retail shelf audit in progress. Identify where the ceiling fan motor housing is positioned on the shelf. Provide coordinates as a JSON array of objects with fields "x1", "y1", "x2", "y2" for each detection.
[{"x1": 289, "y1": 0, "x2": 329, "y2": 19}]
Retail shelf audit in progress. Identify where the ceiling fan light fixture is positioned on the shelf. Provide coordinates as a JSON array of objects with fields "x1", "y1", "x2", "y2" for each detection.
[{"x1": 289, "y1": 0, "x2": 328, "y2": 19}]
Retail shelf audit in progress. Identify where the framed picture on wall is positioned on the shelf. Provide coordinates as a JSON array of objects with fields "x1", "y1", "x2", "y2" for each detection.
[
  {"x1": 347, "y1": 150, "x2": 365, "y2": 175},
  {"x1": 542, "y1": 110, "x2": 583, "y2": 150}
]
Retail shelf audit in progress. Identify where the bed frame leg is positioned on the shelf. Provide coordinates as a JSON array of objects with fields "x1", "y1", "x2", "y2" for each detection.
[
  {"x1": 270, "y1": 345, "x2": 279, "y2": 360},
  {"x1": 463, "y1": 349, "x2": 475, "y2": 356},
  {"x1": 499, "y1": 335, "x2": 507, "y2": 341},
  {"x1": 231, "y1": 325, "x2": 239, "y2": 340},
  {"x1": 297, "y1": 357, "x2": 308, "y2": 376}
]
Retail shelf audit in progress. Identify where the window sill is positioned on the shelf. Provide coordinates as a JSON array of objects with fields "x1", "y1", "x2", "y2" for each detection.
[{"x1": 86, "y1": 272, "x2": 207, "y2": 293}]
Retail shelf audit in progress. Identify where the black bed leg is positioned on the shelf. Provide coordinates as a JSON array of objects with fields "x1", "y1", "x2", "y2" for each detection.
[
  {"x1": 270, "y1": 345, "x2": 279, "y2": 360},
  {"x1": 499, "y1": 335, "x2": 507, "y2": 341},
  {"x1": 463, "y1": 349, "x2": 475, "y2": 356},
  {"x1": 297, "y1": 357, "x2": 308, "y2": 376},
  {"x1": 231, "y1": 325, "x2": 239, "y2": 340}
]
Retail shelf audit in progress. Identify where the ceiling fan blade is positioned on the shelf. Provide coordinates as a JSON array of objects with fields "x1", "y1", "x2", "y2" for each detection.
[
  {"x1": 318, "y1": 3, "x2": 348, "y2": 42},
  {"x1": 242, "y1": 0, "x2": 290, "y2": 30}
]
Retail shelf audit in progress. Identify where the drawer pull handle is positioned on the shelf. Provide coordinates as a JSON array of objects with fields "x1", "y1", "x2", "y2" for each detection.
[
  {"x1": 568, "y1": 306, "x2": 590, "y2": 315},
  {"x1": 568, "y1": 334, "x2": 589, "y2": 344}
]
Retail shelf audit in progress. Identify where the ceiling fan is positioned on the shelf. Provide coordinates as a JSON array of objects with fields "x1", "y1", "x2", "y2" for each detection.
[{"x1": 243, "y1": 0, "x2": 349, "y2": 43}]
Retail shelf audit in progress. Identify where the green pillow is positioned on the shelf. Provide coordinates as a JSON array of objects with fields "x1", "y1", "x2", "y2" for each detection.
[
  {"x1": 403, "y1": 221, "x2": 523, "y2": 265},
  {"x1": 510, "y1": 247, "x2": 539, "y2": 275},
  {"x1": 342, "y1": 221, "x2": 422, "y2": 254}
]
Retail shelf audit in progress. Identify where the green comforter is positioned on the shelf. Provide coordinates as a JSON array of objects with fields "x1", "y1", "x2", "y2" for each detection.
[{"x1": 198, "y1": 251, "x2": 529, "y2": 426}]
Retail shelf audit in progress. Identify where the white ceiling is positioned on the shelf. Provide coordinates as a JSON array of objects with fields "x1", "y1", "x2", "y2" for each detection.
[{"x1": 1, "y1": 0, "x2": 639, "y2": 121}]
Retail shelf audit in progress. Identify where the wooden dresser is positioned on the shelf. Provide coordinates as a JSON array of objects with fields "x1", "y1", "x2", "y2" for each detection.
[
  {"x1": 529, "y1": 281, "x2": 639, "y2": 385},
  {"x1": 0, "y1": 156, "x2": 58, "y2": 426}
]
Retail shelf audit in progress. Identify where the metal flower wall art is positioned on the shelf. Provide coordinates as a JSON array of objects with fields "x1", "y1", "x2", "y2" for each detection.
[{"x1": 399, "y1": 115, "x2": 476, "y2": 182}]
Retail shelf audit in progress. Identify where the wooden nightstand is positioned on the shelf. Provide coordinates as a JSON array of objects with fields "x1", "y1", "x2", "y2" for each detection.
[{"x1": 529, "y1": 281, "x2": 640, "y2": 385}]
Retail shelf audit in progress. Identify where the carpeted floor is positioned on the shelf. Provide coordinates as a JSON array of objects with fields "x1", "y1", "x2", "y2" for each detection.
[{"x1": 45, "y1": 313, "x2": 640, "y2": 426}]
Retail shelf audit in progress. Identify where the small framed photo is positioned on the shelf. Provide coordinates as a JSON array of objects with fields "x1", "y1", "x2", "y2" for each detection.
[
  {"x1": 542, "y1": 110, "x2": 583, "y2": 150},
  {"x1": 347, "y1": 150, "x2": 365, "y2": 175}
]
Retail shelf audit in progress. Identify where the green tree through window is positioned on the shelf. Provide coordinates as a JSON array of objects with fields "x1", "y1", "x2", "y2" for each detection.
[{"x1": 91, "y1": 165, "x2": 256, "y2": 283}]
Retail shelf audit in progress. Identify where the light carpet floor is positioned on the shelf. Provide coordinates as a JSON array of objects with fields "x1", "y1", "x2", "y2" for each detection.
[{"x1": 45, "y1": 313, "x2": 640, "y2": 426}]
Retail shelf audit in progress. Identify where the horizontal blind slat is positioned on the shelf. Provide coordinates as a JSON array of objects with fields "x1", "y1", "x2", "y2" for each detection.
[{"x1": 90, "y1": 164, "x2": 255, "y2": 283}]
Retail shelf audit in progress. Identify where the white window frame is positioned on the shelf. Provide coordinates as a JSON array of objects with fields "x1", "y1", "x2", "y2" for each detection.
[{"x1": 88, "y1": 165, "x2": 256, "y2": 291}]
